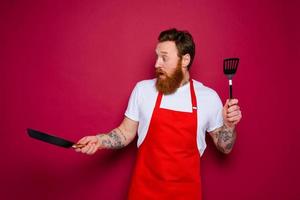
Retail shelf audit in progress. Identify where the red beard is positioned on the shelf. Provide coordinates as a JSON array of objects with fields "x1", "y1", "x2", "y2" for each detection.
[{"x1": 155, "y1": 63, "x2": 184, "y2": 95}]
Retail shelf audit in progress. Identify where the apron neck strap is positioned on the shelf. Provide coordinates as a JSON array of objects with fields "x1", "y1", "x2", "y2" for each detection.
[
  {"x1": 190, "y1": 79, "x2": 197, "y2": 109},
  {"x1": 155, "y1": 79, "x2": 197, "y2": 109}
]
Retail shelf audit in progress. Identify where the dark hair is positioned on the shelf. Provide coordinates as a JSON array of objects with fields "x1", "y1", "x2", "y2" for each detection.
[{"x1": 158, "y1": 28, "x2": 195, "y2": 70}]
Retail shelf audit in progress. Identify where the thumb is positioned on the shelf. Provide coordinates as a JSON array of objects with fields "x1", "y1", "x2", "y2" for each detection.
[
  {"x1": 224, "y1": 99, "x2": 230, "y2": 108},
  {"x1": 77, "y1": 136, "x2": 93, "y2": 145}
]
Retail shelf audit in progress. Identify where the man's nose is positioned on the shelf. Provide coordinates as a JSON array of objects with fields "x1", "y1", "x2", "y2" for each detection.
[{"x1": 155, "y1": 59, "x2": 162, "y2": 68}]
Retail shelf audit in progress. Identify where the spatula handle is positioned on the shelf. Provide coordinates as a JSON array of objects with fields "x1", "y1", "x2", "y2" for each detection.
[
  {"x1": 229, "y1": 79, "x2": 233, "y2": 99},
  {"x1": 230, "y1": 84, "x2": 233, "y2": 99}
]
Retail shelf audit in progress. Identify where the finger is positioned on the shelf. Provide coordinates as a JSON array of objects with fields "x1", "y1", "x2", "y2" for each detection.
[
  {"x1": 227, "y1": 105, "x2": 240, "y2": 113},
  {"x1": 228, "y1": 99, "x2": 239, "y2": 107},
  {"x1": 77, "y1": 136, "x2": 90, "y2": 144},
  {"x1": 227, "y1": 115, "x2": 242, "y2": 123},
  {"x1": 224, "y1": 99, "x2": 229, "y2": 108},
  {"x1": 89, "y1": 143, "x2": 99, "y2": 155},
  {"x1": 87, "y1": 144, "x2": 97, "y2": 155},
  {"x1": 73, "y1": 142, "x2": 89, "y2": 153},
  {"x1": 230, "y1": 111, "x2": 241, "y2": 118},
  {"x1": 73, "y1": 143, "x2": 85, "y2": 152},
  {"x1": 74, "y1": 147, "x2": 82, "y2": 152},
  {"x1": 72, "y1": 143, "x2": 86, "y2": 149},
  {"x1": 78, "y1": 136, "x2": 98, "y2": 147},
  {"x1": 223, "y1": 100, "x2": 230, "y2": 114},
  {"x1": 86, "y1": 144, "x2": 95, "y2": 154},
  {"x1": 81, "y1": 144, "x2": 93, "y2": 154},
  {"x1": 227, "y1": 110, "x2": 241, "y2": 118}
]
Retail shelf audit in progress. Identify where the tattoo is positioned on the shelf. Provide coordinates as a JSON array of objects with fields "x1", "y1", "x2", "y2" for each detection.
[
  {"x1": 216, "y1": 125, "x2": 236, "y2": 154},
  {"x1": 226, "y1": 143, "x2": 233, "y2": 150},
  {"x1": 219, "y1": 128, "x2": 232, "y2": 143},
  {"x1": 116, "y1": 128, "x2": 127, "y2": 142},
  {"x1": 99, "y1": 130, "x2": 126, "y2": 149}
]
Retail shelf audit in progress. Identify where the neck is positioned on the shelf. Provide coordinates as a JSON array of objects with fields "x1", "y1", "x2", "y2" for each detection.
[{"x1": 180, "y1": 71, "x2": 190, "y2": 86}]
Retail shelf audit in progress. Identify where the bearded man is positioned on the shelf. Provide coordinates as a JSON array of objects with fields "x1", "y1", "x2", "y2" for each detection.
[{"x1": 74, "y1": 28, "x2": 242, "y2": 200}]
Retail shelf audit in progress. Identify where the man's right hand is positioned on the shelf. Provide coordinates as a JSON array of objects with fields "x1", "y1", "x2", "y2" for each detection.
[
  {"x1": 74, "y1": 117, "x2": 138, "y2": 155},
  {"x1": 74, "y1": 135, "x2": 100, "y2": 155}
]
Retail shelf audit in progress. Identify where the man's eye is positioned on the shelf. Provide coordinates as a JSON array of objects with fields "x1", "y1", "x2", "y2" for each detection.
[{"x1": 162, "y1": 56, "x2": 167, "y2": 62}]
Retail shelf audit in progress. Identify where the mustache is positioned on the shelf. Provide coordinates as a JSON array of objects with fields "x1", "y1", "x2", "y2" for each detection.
[{"x1": 155, "y1": 68, "x2": 166, "y2": 76}]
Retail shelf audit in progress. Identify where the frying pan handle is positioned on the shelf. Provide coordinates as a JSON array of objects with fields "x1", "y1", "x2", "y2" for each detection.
[{"x1": 72, "y1": 143, "x2": 86, "y2": 149}]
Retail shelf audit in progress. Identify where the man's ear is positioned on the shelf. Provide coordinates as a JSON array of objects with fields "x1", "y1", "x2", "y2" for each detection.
[{"x1": 181, "y1": 54, "x2": 191, "y2": 69}]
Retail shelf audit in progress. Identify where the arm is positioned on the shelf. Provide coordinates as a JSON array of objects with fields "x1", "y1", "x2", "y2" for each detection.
[
  {"x1": 208, "y1": 98, "x2": 242, "y2": 154},
  {"x1": 209, "y1": 125, "x2": 236, "y2": 154},
  {"x1": 75, "y1": 117, "x2": 138, "y2": 155}
]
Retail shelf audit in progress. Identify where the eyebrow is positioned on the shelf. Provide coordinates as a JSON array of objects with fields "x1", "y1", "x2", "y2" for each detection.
[{"x1": 155, "y1": 50, "x2": 168, "y2": 55}]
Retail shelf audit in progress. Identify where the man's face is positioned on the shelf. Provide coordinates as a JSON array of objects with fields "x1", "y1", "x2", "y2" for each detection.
[
  {"x1": 155, "y1": 41, "x2": 181, "y2": 79},
  {"x1": 155, "y1": 41, "x2": 184, "y2": 94}
]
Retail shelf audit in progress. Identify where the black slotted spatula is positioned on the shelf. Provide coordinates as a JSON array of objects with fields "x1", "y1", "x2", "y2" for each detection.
[{"x1": 223, "y1": 58, "x2": 239, "y2": 99}]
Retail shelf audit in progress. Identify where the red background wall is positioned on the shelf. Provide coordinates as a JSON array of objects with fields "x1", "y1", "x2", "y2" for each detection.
[{"x1": 1, "y1": 0, "x2": 299, "y2": 199}]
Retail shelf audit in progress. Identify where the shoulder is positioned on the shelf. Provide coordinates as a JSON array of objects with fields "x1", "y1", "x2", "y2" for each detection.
[
  {"x1": 130, "y1": 79, "x2": 157, "y2": 98},
  {"x1": 133, "y1": 78, "x2": 157, "y2": 92},
  {"x1": 192, "y1": 79, "x2": 219, "y2": 98},
  {"x1": 136, "y1": 79, "x2": 156, "y2": 88},
  {"x1": 192, "y1": 80, "x2": 223, "y2": 118}
]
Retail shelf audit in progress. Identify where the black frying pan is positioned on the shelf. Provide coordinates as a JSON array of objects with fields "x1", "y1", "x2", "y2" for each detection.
[{"x1": 27, "y1": 128, "x2": 84, "y2": 149}]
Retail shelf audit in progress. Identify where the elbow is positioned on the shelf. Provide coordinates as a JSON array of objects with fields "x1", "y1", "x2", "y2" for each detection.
[
  {"x1": 222, "y1": 148, "x2": 233, "y2": 154},
  {"x1": 217, "y1": 143, "x2": 234, "y2": 154}
]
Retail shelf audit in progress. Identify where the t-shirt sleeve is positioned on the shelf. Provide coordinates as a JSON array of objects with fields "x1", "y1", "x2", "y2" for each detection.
[
  {"x1": 207, "y1": 92, "x2": 224, "y2": 132},
  {"x1": 125, "y1": 83, "x2": 139, "y2": 122}
]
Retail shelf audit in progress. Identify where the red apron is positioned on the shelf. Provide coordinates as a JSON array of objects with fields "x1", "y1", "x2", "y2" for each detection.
[{"x1": 128, "y1": 80, "x2": 202, "y2": 200}]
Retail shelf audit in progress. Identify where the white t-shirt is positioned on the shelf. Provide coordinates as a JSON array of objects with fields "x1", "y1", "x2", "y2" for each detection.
[{"x1": 125, "y1": 79, "x2": 224, "y2": 156}]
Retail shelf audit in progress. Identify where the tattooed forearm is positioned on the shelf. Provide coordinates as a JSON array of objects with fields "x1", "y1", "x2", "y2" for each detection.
[
  {"x1": 216, "y1": 125, "x2": 236, "y2": 154},
  {"x1": 97, "y1": 129, "x2": 127, "y2": 149}
]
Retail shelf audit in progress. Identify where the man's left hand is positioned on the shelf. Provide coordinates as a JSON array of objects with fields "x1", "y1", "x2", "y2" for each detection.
[{"x1": 223, "y1": 99, "x2": 242, "y2": 128}]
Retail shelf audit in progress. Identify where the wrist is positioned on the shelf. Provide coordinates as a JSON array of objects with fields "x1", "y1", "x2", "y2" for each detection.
[
  {"x1": 96, "y1": 134, "x2": 105, "y2": 149},
  {"x1": 224, "y1": 123, "x2": 235, "y2": 131}
]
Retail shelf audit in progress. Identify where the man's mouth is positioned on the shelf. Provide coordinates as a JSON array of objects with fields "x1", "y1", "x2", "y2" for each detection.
[{"x1": 156, "y1": 70, "x2": 166, "y2": 77}]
